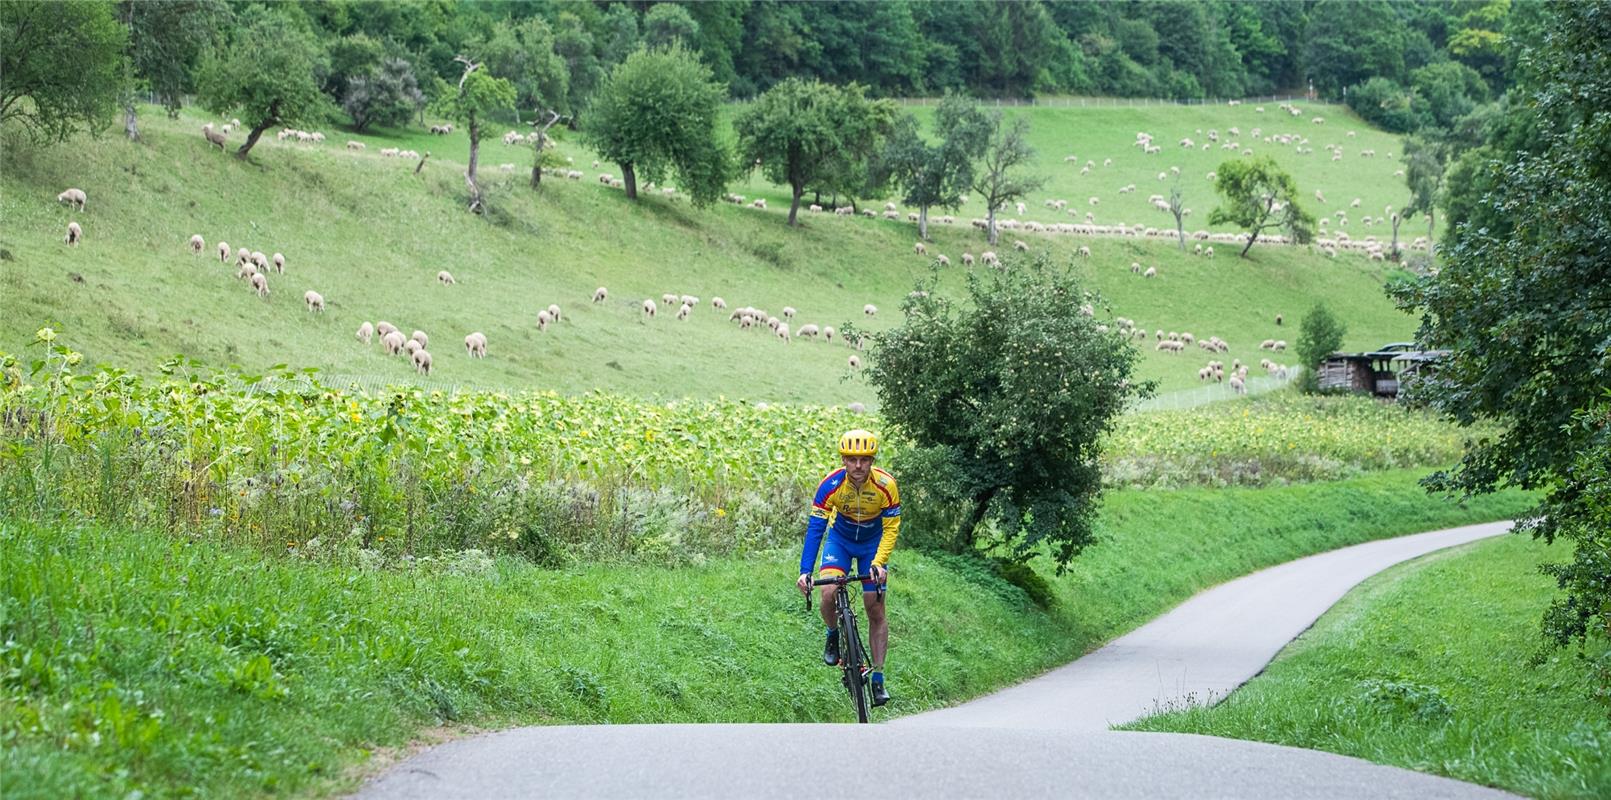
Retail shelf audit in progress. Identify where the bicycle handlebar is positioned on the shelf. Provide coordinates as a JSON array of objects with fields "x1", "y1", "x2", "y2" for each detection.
[{"x1": 812, "y1": 573, "x2": 876, "y2": 586}]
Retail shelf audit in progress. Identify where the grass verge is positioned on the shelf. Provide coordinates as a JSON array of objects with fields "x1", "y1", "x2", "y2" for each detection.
[
  {"x1": 1, "y1": 469, "x2": 1533, "y2": 798},
  {"x1": 1123, "y1": 533, "x2": 1611, "y2": 800}
]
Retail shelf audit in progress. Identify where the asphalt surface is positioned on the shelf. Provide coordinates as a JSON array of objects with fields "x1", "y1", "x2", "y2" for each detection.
[{"x1": 354, "y1": 521, "x2": 1517, "y2": 800}]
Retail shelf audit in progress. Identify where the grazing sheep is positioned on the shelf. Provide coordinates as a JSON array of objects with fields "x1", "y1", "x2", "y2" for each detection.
[
  {"x1": 189, "y1": 234, "x2": 205, "y2": 254},
  {"x1": 272, "y1": 253, "x2": 285, "y2": 273},
  {"x1": 680, "y1": 295, "x2": 698, "y2": 308},
  {"x1": 413, "y1": 348, "x2": 433, "y2": 375},
  {"x1": 1204, "y1": 246, "x2": 1215, "y2": 258},
  {"x1": 981, "y1": 251, "x2": 999, "y2": 267},
  {"x1": 766, "y1": 316, "x2": 780, "y2": 330},
  {"x1": 236, "y1": 247, "x2": 251, "y2": 265},
  {"x1": 465, "y1": 332, "x2": 487, "y2": 358},
  {"x1": 250, "y1": 272, "x2": 269, "y2": 297},
  {"x1": 376, "y1": 321, "x2": 398, "y2": 338},
  {"x1": 935, "y1": 254, "x2": 950, "y2": 267},
  {"x1": 437, "y1": 270, "x2": 455, "y2": 285},
  {"x1": 410, "y1": 330, "x2": 427, "y2": 348},
  {"x1": 781, "y1": 306, "x2": 796, "y2": 319},
  {"x1": 863, "y1": 304, "x2": 878, "y2": 316},
  {"x1": 56, "y1": 188, "x2": 87, "y2": 211},
  {"x1": 1013, "y1": 240, "x2": 1029, "y2": 252},
  {"x1": 235, "y1": 264, "x2": 259, "y2": 280},
  {"x1": 304, "y1": 290, "x2": 326, "y2": 312},
  {"x1": 1275, "y1": 314, "x2": 1284, "y2": 326},
  {"x1": 64, "y1": 221, "x2": 82, "y2": 246},
  {"x1": 711, "y1": 296, "x2": 726, "y2": 310},
  {"x1": 547, "y1": 304, "x2": 562, "y2": 323},
  {"x1": 347, "y1": 141, "x2": 366, "y2": 150},
  {"x1": 822, "y1": 325, "x2": 835, "y2": 343},
  {"x1": 1272, "y1": 340, "x2": 1287, "y2": 351},
  {"x1": 676, "y1": 303, "x2": 692, "y2": 321},
  {"x1": 1260, "y1": 339, "x2": 1276, "y2": 350},
  {"x1": 1078, "y1": 246, "x2": 1091, "y2": 257},
  {"x1": 752, "y1": 198, "x2": 767, "y2": 209},
  {"x1": 593, "y1": 287, "x2": 608, "y2": 303},
  {"x1": 797, "y1": 323, "x2": 820, "y2": 338},
  {"x1": 1143, "y1": 266, "x2": 1157, "y2": 278},
  {"x1": 914, "y1": 242, "x2": 927, "y2": 256},
  {"x1": 962, "y1": 253, "x2": 975, "y2": 266},
  {"x1": 1229, "y1": 375, "x2": 1246, "y2": 394},
  {"x1": 643, "y1": 299, "x2": 657, "y2": 318},
  {"x1": 537, "y1": 310, "x2": 551, "y2": 331},
  {"x1": 382, "y1": 331, "x2": 406, "y2": 355},
  {"x1": 357, "y1": 322, "x2": 374, "y2": 344},
  {"x1": 847, "y1": 402, "x2": 866, "y2": 413},
  {"x1": 776, "y1": 322, "x2": 791, "y2": 343},
  {"x1": 251, "y1": 251, "x2": 268, "y2": 269},
  {"x1": 217, "y1": 241, "x2": 230, "y2": 262},
  {"x1": 848, "y1": 354, "x2": 862, "y2": 369},
  {"x1": 662, "y1": 293, "x2": 679, "y2": 307},
  {"x1": 201, "y1": 123, "x2": 227, "y2": 150}
]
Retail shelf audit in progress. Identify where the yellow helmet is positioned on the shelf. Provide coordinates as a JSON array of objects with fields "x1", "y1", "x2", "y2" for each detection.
[{"x1": 838, "y1": 429, "x2": 879, "y2": 457}]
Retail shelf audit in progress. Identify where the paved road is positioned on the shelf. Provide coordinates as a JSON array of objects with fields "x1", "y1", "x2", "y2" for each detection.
[{"x1": 355, "y1": 521, "x2": 1517, "y2": 800}]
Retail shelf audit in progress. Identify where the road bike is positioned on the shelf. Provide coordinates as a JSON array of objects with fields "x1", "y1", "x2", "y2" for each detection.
[{"x1": 808, "y1": 572, "x2": 881, "y2": 723}]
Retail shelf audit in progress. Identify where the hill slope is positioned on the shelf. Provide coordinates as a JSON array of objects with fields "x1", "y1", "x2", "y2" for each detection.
[{"x1": 2, "y1": 104, "x2": 1417, "y2": 405}]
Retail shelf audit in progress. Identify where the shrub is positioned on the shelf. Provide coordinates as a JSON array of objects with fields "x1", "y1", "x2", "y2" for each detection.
[{"x1": 1296, "y1": 303, "x2": 1348, "y2": 394}]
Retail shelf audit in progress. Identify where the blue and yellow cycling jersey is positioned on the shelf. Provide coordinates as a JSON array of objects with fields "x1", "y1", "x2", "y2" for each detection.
[{"x1": 799, "y1": 467, "x2": 901, "y2": 575}]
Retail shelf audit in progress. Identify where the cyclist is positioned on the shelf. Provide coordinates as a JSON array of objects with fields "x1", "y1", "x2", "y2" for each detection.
[{"x1": 797, "y1": 428, "x2": 900, "y2": 707}]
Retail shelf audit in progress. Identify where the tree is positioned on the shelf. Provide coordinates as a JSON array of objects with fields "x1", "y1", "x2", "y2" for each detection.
[
  {"x1": 343, "y1": 57, "x2": 423, "y2": 133},
  {"x1": 0, "y1": 0, "x2": 127, "y2": 145},
  {"x1": 583, "y1": 45, "x2": 730, "y2": 207},
  {"x1": 1345, "y1": 77, "x2": 1424, "y2": 134},
  {"x1": 477, "y1": 16, "x2": 568, "y2": 116},
  {"x1": 1168, "y1": 182, "x2": 1187, "y2": 251},
  {"x1": 118, "y1": 0, "x2": 225, "y2": 141},
  {"x1": 1391, "y1": 1, "x2": 1611, "y2": 705},
  {"x1": 195, "y1": 9, "x2": 325, "y2": 158},
  {"x1": 1207, "y1": 157, "x2": 1315, "y2": 258},
  {"x1": 863, "y1": 255, "x2": 1151, "y2": 567},
  {"x1": 1401, "y1": 135, "x2": 1445, "y2": 258},
  {"x1": 429, "y1": 57, "x2": 516, "y2": 214},
  {"x1": 1411, "y1": 61, "x2": 1489, "y2": 129},
  {"x1": 553, "y1": 12, "x2": 604, "y2": 120},
  {"x1": 643, "y1": 3, "x2": 699, "y2": 50},
  {"x1": 1294, "y1": 303, "x2": 1346, "y2": 393},
  {"x1": 968, "y1": 114, "x2": 1045, "y2": 246},
  {"x1": 883, "y1": 94, "x2": 991, "y2": 240},
  {"x1": 734, "y1": 78, "x2": 881, "y2": 226},
  {"x1": 525, "y1": 108, "x2": 569, "y2": 189}
]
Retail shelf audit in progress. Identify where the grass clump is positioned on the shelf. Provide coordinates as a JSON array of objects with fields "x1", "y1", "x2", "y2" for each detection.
[{"x1": 1124, "y1": 534, "x2": 1611, "y2": 800}]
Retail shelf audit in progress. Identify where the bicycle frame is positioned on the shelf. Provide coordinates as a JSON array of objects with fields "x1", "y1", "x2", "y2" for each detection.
[{"x1": 809, "y1": 572, "x2": 881, "y2": 723}]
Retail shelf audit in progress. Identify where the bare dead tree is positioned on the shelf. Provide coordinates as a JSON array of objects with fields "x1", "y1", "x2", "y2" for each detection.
[
  {"x1": 454, "y1": 56, "x2": 485, "y2": 214},
  {"x1": 528, "y1": 108, "x2": 570, "y2": 189},
  {"x1": 1169, "y1": 183, "x2": 1186, "y2": 252}
]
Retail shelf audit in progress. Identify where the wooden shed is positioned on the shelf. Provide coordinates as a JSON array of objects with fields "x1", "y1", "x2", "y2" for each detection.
[{"x1": 1317, "y1": 343, "x2": 1448, "y2": 399}]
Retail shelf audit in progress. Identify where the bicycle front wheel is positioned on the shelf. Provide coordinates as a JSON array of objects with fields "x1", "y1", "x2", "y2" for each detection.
[{"x1": 839, "y1": 605, "x2": 870, "y2": 723}]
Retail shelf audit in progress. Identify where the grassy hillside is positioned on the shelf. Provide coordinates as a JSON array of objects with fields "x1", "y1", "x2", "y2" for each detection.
[{"x1": 2, "y1": 103, "x2": 1418, "y2": 404}]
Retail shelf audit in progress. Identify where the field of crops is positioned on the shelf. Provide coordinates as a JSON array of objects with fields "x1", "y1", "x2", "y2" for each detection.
[{"x1": 3, "y1": 334, "x2": 1485, "y2": 567}]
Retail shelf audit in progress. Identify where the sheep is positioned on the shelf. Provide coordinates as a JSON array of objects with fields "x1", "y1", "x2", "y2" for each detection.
[
  {"x1": 752, "y1": 198, "x2": 767, "y2": 209},
  {"x1": 711, "y1": 296, "x2": 727, "y2": 310},
  {"x1": 1143, "y1": 266, "x2": 1157, "y2": 278},
  {"x1": 1014, "y1": 240, "x2": 1029, "y2": 252},
  {"x1": 547, "y1": 304, "x2": 562, "y2": 322},
  {"x1": 236, "y1": 247, "x2": 251, "y2": 266},
  {"x1": 1276, "y1": 314, "x2": 1284, "y2": 326},
  {"x1": 1260, "y1": 339, "x2": 1276, "y2": 350},
  {"x1": 1272, "y1": 340, "x2": 1287, "y2": 351},
  {"x1": 593, "y1": 287, "x2": 608, "y2": 304},
  {"x1": 1229, "y1": 375, "x2": 1246, "y2": 394},
  {"x1": 413, "y1": 348, "x2": 433, "y2": 375},
  {"x1": 64, "y1": 221, "x2": 82, "y2": 246},
  {"x1": 236, "y1": 262, "x2": 254, "y2": 282},
  {"x1": 404, "y1": 338, "x2": 422, "y2": 356},
  {"x1": 766, "y1": 316, "x2": 780, "y2": 330},
  {"x1": 797, "y1": 323, "x2": 820, "y2": 339},
  {"x1": 823, "y1": 326, "x2": 835, "y2": 343},
  {"x1": 201, "y1": 123, "x2": 227, "y2": 150},
  {"x1": 677, "y1": 303, "x2": 692, "y2": 321},
  {"x1": 782, "y1": 306, "x2": 797, "y2": 319},
  {"x1": 411, "y1": 330, "x2": 428, "y2": 348},
  {"x1": 380, "y1": 331, "x2": 405, "y2": 355},
  {"x1": 56, "y1": 188, "x2": 87, "y2": 211},
  {"x1": 189, "y1": 234, "x2": 205, "y2": 254},
  {"x1": 251, "y1": 251, "x2": 268, "y2": 269},
  {"x1": 347, "y1": 141, "x2": 366, "y2": 150},
  {"x1": 914, "y1": 242, "x2": 927, "y2": 256},
  {"x1": 437, "y1": 270, "x2": 455, "y2": 285},
  {"x1": 465, "y1": 332, "x2": 487, "y2": 358},
  {"x1": 808, "y1": 204, "x2": 823, "y2": 213},
  {"x1": 217, "y1": 241, "x2": 230, "y2": 262},
  {"x1": 776, "y1": 322, "x2": 791, "y2": 343},
  {"x1": 981, "y1": 251, "x2": 999, "y2": 267},
  {"x1": 1204, "y1": 246, "x2": 1215, "y2": 258},
  {"x1": 662, "y1": 293, "x2": 679, "y2": 307},
  {"x1": 1078, "y1": 246, "x2": 1091, "y2": 257},
  {"x1": 250, "y1": 272, "x2": 270, "y2": 298},
  {"x1": 357, "y1": 322, "x2": 374, "y2": 344},
  {"x1": 848, "y1": 354, "x2": 862, "y2": 369},
  {"x1": 679, "y1": 295, "x2": 698, "y2": 308},
  {"x1": 863, "y1": 304, "x2": 877, "y2": 316},
  {"x1": 643, "y1": 299, "x2": 657, "y2": 318},
  {"x1": 1315, "y1": 190, "x2": 1326, "y2": 204},
  {"x1": 272, "y1": 253, "x2": 285, "y2": 273},
  {"x1": 962, "y1": 253, "x2": 975, "y2": 266},
  {"x1": 376, "y1": 322, "x2": 398, "y2": 338},
  {"x1": 537, "y1": 310, "x2": 552, "y2": 332},
  {"x1": 304, "y1": 290, "x2": 326, "y2": 312},
  {"x1": 935, "y1": 254, "x2": 950, "y2": 266}
]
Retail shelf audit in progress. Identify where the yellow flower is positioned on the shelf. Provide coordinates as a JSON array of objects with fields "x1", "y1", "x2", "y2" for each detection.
[
  {"x1": 714, "y1": 507, "x2": 726, "y2": 517},
  {"x1": 65, "y1": 352, "x2": 82, "y2": 366},
  {"x1": 35, "y1": 327, "x2": 56, "y2": 343}
]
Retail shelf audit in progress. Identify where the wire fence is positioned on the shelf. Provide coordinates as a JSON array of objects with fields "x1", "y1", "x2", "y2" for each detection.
[
  {"x1": 891, "y1": 94, "x2": 1322, "y2": 109},
  {"x1": 1129, "y1": 367, "x2": 1302, "y2": 413}
]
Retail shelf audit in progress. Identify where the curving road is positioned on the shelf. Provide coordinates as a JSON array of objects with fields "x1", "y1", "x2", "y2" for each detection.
[{"x1": 355, "y1": 521, "x2": 1517, "y2": 800}]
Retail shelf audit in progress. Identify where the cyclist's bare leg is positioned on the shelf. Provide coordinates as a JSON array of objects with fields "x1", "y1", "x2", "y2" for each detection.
[
  {"x1": 819, "y1": 584, "x2": 838, "y2": 630},
  {"x1": 863, "y1": 590, "x2": 887, "y2": 670}
]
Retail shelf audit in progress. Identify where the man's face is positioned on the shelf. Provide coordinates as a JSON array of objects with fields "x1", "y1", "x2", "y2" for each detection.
[{"x1": 842, "y1": 454, "x2": 874, "y2": 483}]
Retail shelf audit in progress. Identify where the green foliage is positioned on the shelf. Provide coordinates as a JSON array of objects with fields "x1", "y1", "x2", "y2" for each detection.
[
  {"x1": 1411, "y1": 60, "x2": 1489, "y2": 130},
  {"x1": 118, "y1": 0, "x2": 226, "y2": 116},
  {"x1": 1208, "y1": 156, "x2": 1315, "y2": 256},
  {"x1": 883, "y1": 93, "x2": 992, "y2": 239},
  {"x1": 1295, "y1": 303, "x2": 1347, "y2": 394},
  {"x1": 1392, "y1": 1, "x2": 1611, "y2": 704},
  {"x1": 642, "y1": 3, "x2": 699, "y2": 50},
  {"x1": 1129, "y1": 534, "x2": 1611, "y2": 799},
  {"x1": 734, "y1": 78, "x2": 896, "y2": 225},
  {"x1": 1345, "y1": 77, "x2": 1423, "y2": 134},
  {"x1": 0, "y1": 0, "x2": 127, "y2": 144},
  {"x1": 583, "y1": 45, "x2": 730, "y2": 207},
  {"x1": 865, "y1": 255, "x2": 1152, "y2": 568},
  {"x1": 342, "y1": 57, "x2": 422, "y2": 133},
  {"x1": 195, "y1": 8, "x2": 325, "y2": 157},
  {"x1": 476, "y1": 15, "x2": 568, "y2": 115}
]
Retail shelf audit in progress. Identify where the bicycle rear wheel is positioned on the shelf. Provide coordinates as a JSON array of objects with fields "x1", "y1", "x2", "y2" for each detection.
[{"x1": 839, "y1": 604, "x2": 870, "y2": 723}]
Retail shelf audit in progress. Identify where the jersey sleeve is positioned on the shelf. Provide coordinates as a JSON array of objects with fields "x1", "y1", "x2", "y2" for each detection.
[
  {"x1": 800, "y1": 472, "x2": 839, "y2": 574},
  {"x1": 872, "y1": 475, "x2": 901, "y2": 567}
]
